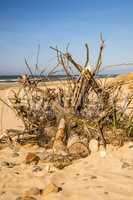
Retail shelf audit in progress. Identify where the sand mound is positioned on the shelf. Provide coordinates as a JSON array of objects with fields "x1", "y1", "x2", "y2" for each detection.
[{"x1": 106, "y1": 72, "x2": 133, "y2": 89}]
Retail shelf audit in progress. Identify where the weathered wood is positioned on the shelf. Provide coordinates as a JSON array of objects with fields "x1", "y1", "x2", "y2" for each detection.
[
  {"x1": 67, "y1": 131, "x2": 89, "y2": 157},
  {"x1": 53, "y1": 118, "x2": 67, "y2": 155}
]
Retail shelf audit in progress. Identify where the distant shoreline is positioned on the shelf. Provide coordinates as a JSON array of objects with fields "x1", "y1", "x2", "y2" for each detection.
[{"x1": 0, "y1": 74, "x2": 119, "y2": 83}]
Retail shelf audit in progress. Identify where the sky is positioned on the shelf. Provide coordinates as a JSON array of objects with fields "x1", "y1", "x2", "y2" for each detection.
[{"x1": 0, "y1": 0, "x2": 133, "y2": 75}]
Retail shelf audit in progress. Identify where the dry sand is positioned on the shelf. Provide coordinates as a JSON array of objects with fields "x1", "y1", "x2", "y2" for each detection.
[
  {"x1": 0, "y1": 143, "x2": 133, "y2": 200},
  {"x1": 0, "y1": 73, "x2": 133, "y2": 200}
]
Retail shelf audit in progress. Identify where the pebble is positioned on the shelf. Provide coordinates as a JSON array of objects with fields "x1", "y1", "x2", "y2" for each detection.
[
  {"x1": 128, "y1": 142, "x2": 133, "y2": 148},
  {"x1": 12, "y1": 152, "x2": 20, "y2": 157},
  {"x1": 16, "y1": 196, "x2": 37, "y2": 200},
  {"x1": 91, "y1": 175, "x2": 97, "y2": 179},
  {"x1": 32, "y1": 165, "x2": 42, "y2": 172},
  {"x1": 70, "y1": 121, "x2": 77, "y2": 128},
  {"x1": 1, "y1": 161, "x2": 16, "y2": 168},
  {"x1": 23, "y1": 187, "x2": 42, "y2": 196},
  {"x1": 69, "y1": 142, "x2": 89, "y2": 157},
  {"x1": 25, "y1": 153, "x2": 40, "y2": 165},
  {"x1": 43, "y1": 183, "x2": 62, "y2": 197}
]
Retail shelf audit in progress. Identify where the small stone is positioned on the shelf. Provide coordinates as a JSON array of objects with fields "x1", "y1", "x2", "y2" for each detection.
[
  {"x1": 16, "y1": 196, "x2": 37, "y2": 200},
  {"x1": 121, "y1": 162, "x2": 130, "y2": 169},
  {"x1": 32, "y1": 165, "x2": 42, "y2": 172},
  {"x1": 128, "y1": 145, "x2": 133, "y2": 148},
  {"x1": 25, "y1": 153, "x2": 40, "y2": 165},
  {"x1": 0, "y1": 190, "x2": 6, "y2": 195},
  {"x1": 104, "y1": 191, "x2": 109, "y2": 195},
  {"x1": 91, "y1": 175, "x2": 97, "y2": 179},
  {"x1": 70, "y1": 121, "x2": 77, "y2": 129},
  {"x1": 128, "y1": 142, "x2": 133, "y2": 148},
  {"x1": 24, "y1": 187, "x2": 42, "y2": 196},
  {"x1": 14, "y1": 171, "x2": 20, "y2": 175},
  {"x1": 69, "y1": 142, "x2": 89, "y2": 157},
  {"x1": 1, "y1": 161, "x2": 16, "y2": 168},
  {"x1": 12, "y1": 152, "x2": 19, "y2": 157},
  {"x1": 89, "y1": 139, "x2": 99, "y2": 153},
  {"x1": 43, "y1": 183, "x2": 62, "y2": 197}
]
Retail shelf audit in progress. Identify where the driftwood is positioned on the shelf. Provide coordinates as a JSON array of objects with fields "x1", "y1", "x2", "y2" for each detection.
[
  {"x1": 67, "y1": 133, "x2": 89, "y2": 157},
  {"x1": 0, "y1": 35, "x2": 132, "y2": 168},
  {"x1": 53, "y1": 118, "x2": 67, "y2": 155},
  {"x1": 50, "y1": 35, "x2": 109, "y2": 114}
]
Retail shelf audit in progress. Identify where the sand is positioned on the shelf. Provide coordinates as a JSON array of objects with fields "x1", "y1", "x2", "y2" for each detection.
[
  {"x1": 0, "y1": 143, "x2": 133, "y2": 200},
  {"x1": 0, "y1": 73, "x2": 133, "y2": 200}
]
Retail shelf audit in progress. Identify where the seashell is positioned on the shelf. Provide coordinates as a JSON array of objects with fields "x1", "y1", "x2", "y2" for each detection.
[
  {"x1": 89, "y1": 139, "x2": 99, "y2": 153},
  {"x1": 99, "y1": 145, "x2": 106, "y2": 158},
  {"x1": 99, "y1": 150, "x2": 106, "y2": 158}
]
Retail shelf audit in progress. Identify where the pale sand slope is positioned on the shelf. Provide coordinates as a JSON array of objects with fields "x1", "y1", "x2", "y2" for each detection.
[{"x1": 0, "y1": 143, "x2": 133, "y2": 200}]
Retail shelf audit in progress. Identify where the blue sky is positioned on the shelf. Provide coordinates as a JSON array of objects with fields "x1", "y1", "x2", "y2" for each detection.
[{"x1": 0, "y1": 0, "x2": 133, "y2": 74}]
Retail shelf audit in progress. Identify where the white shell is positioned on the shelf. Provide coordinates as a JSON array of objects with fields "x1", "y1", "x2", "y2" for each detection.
[
  {"x1": 99, "y1": 150, "x2": 106, "y2": 158},
  {"x1": 89, "y1": 139, "x2": 99, "y2": 153}
]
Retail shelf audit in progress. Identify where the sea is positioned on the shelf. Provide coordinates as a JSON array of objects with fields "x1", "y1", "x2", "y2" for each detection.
[{"x1": 0, "y1": 74, "x2": 118, "y2": 83}]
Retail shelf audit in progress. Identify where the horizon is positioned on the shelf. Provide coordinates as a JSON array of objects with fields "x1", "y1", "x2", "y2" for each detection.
[{"x1": 0, "y1": 0, "x2": 133, "y2": 75}]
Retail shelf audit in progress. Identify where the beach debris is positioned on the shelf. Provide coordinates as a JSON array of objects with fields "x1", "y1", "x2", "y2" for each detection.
[
  {"x1": 45, "y1": 126, "x2": 57, "y2": 138},
  {"x1": 53, "y1": 118, "x2": 67, "y2": 155},
  {"x1": 0, "y1": 35, "x2": 133, "y2": 169},
  {"x1": 91, "y1": 175, "x2": 97, "y2": 179},
  {"x1": 16, "y1": 196, "x2": 37, "y2": 200},
  {"x1": 1, "y1": 161, "x2": 16, "y2": 168},
  {"x1": 25, "y1": 153, "x2": 40, "y2": 165},
  {"x1": 45, "y1": 163, "x2": 57, "y2": 173},
  {"x1": 12, "y1": 152, "x2": 20, "y2": 157},
  {"x1": 23, "y1": 187, "x2": 42, "y2": 196},
  {"x1": 43, "y1": 183, "x2": 62, "y2": 197},
  {"x1": 69, "y1": 142, "x2": 89, "y2": 157},
  {"x1": 89, "y1": 139, "x2": 99, "y2": 153},
  {"x1": 32, "y1": 165, "x2": 42, "y2": 172},
  {"x1": 128, "y1": 141, "x2": 133, "y2": 148},
  {"x1": 52, "y1": 155, "x2": 73, "y2": 169},
  {"x1": 121, "y1": 161, "x2": 133, "y2": 169},
  {"x1": 99, "y1": 149, "x2": 107, "y2": 158}
]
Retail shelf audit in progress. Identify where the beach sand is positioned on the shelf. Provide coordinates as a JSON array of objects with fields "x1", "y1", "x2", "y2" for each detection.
[
  {"x1": 0, "y1": 143, "x2": 133, "y2": 200},
  {"x1": 0, "y1": 73, "x2": 133, "y2": 200}
]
